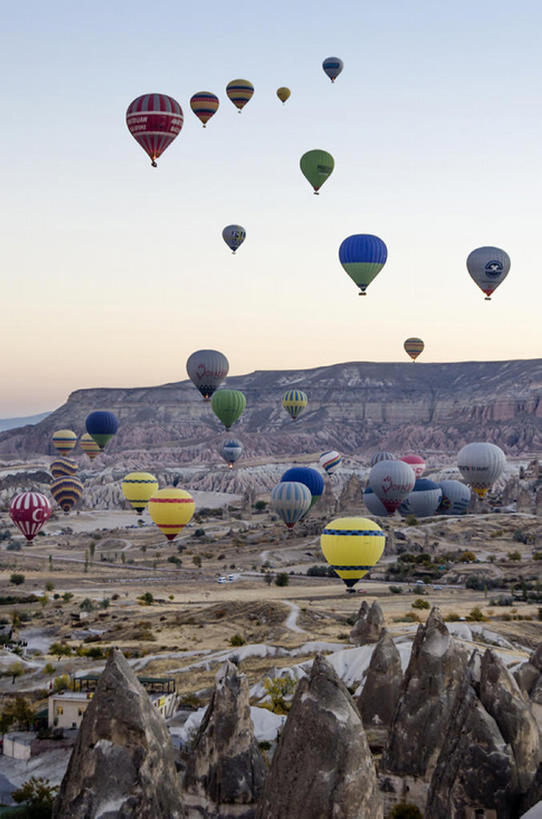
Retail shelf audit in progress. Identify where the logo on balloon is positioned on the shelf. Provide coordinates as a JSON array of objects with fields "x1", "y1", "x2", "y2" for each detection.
[
  {"x1": 32, "y1": 508, "x2": 45, "y2": 523},
  {"x1": 485, "y1": 261, "x2": 503, "y2": 277}
]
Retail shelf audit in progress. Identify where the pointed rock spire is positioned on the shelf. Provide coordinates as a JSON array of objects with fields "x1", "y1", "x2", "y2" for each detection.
[
  {"x1": 349, "y1": 600, "x2": 385, "y2": 645},
  {"x1": 358, "y1": 631, "x2": 402, "y2": 729},
  {"x1": 256, "y1": 654, "x2": 383, "y2": 819},
  {"x1": 53, "y1": 648, "x2": 184, "y2": 818}
]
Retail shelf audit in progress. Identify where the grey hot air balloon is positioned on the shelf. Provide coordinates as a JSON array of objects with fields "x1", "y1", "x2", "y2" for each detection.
[
  {"x1": 457, "y1": 442, "x2": 506, "y2": 498},
  {"x1": 370, "y1": 451, "x2": 396, "y2": 467},
  {"x1": 270, "y1": 481, "x2": 311, "y2": 529},
  {"x1": 186, "y1": 349, "x2": 229, "y2": 400},
  {"x1": 399, "y1": 479, "x2": 442, "y2": 518},
  {"x1": 369, "y1": 460, "x2": 415, "y2": 514},
  {"x1": 363, "y1": 486, "x2": 390, "y2": 517},
  {"x1": 220, "y1": 439, "x2": 243, "y2": 469},
  {"x1": 466, "y1": 246, "x2": 510, "y2": 301},
  {"x1": 438, "y1": 480, "x2": 471, "y2": 515}
]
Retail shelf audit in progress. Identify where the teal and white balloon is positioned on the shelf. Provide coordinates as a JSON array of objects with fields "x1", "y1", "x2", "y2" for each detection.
[
  {"x1": 466, "y1": 246, "x2": 510, "y2": 301},
  {"x1": 270, "y1": 481, "x2": 311, "y2": 529},
  {"x1": 220, "y1": 439, "x2": 243, "y2": 469},
  {"x1": 222, "y1": 225, "x2": 246, "y2": 254},
  {"x1": 438, "y1": 480, "x2": 471, "y2": 515}
]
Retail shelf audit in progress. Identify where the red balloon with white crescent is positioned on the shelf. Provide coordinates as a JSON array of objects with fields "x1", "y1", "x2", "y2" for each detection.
[
  {"x1": 9, "y1": 492, "x2": 52, "y2": 542},
  {"x1": 126, "y1": 94, "x2": 184, "y2": 167},
  {"x1": 400, "y1": 454, "x2": 426, "y2": 478}
]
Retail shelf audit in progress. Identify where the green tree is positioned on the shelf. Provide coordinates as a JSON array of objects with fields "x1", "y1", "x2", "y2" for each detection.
[
  {"x1": 275, "y1": 572, "x2": 289, "y2": 587},
  {"x1": 0, "y1": 696, "x2": 35, "y2": 732},
  {"x1": 80, "y1": 598, "x2": 94, "y2": 612},
  {"x1": 9, "y1": 573, "x2": 25, "y2": 586},
  {"x1": 12, "y1": 776, "x2": 58, "y2": 815},
  {"x1": 9, "y1": 662, "x2": 25, "y2": 685},
  {"x1": 50, "y1": 642, "x2": 73, "y2": 661},
  {"x1": 192, "y1": 555, "x2": 202, "y2": 568},
  {"x1": 138, "y1": 592, "x2": 154, "y2": 606},
  {"x1": 263, "y1": 676, "x2": 295, "y2": 715},
  {"x1": 52, "y1": 674, "x2": 70, "y2": 692},
  {"x1": 264, "y1": 573, "x2": 273, "y2": 586},
  {"x1": 254, "y1": 500, "x2": 267, "y2": 512},
  {"x1": 412, "y1": 598, "x2": 431, "y2": 610},
  {"x1": 45, "y1": 580, "x2": 54, "y2": 592},
  {"x1": 507, "y1": 551, "x2": 522, "y2": 561},
  {"x1": 62, "y1": 592, "x2": 73, "y2": 603},
  {"x1": 459, "y1": 551, "x2": 476, "y2": 563}
]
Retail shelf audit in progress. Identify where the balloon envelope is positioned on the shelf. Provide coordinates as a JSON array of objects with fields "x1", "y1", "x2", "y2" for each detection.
[
  {"x1": 211, "y1": 390, "x2": 246, "y2": 429},
  {"x1": 281, "y1": 467, "x2": 324, "y2": 510},
  {"x1": 400, "y1": 454, "x2": 425, "y2": 478},
  {"x1": 270, "y1": 481, "x2": 311, "y2": 529},
  {"x1": 190, "y1": 91, "x2": 219, "y2": 126},
  {"x1": 50, "y1": 457, "x2": 78, "y2": 479},
  {"x1": 222, "y1": 225, "x2": 246, "y2": 253},
  {"x1": 121, "y1": 472, "x2": 159, "y2": 514},
  {"x1": 438, "y1": 480, "x2": 471, "y2": 515},
  {"x1": 80, "y1": 432, "x2": 101, "y2": 460},
  {"x1": 85, "y1": 411, "x2": 119, "y2": 450},
  {"x1": 457, "y1": 442, "x2": 506, "y2": 497},
  {"x1": 320, "y1": 450, "x2": 341, "y2": 476},
  {"x1": 404, "y1": 338, "x2": 424, "y2": 361},
  {"x1": 51, "y1": 476, "x2": 83, "y2": 515},
  {"x1": 300, "y1": 150, "x2": 334, "y2": 194},
  {"x1": 126, "y1": 93, "x2": 183, "y2": 166},
  {"x1": 276, "y1": 87, "x2": 291, "y2": 103},
  {"x1": 369, "y1": 460, "x2": 415, "y2": 514},
  {"x1": 467, "y1": 246, "x2": 510, "y2": 300},
  {"x1": 399, "y1": 479, "x2": 442, "y2": 518},
  {"x1": 320, "y1": 517, "x2": 385, "y2": 590},
  {"x1": 10, "y1": 492, "x2": 51, "y2": 542},
  {"x1": 322, "y1": 57, "x2": 344, "y2": 82},
  {"x1": 52, "y1": 430, "x2": 77, "y2": 456},
  {"x1": 148, "y1": 487, "x2": 195, "y2": 541},
  {"x1": 370, "y1": 451, "x2": 396, "y2": 467},
  {"x1": 339, "y1": 234, "x2": 387, "y2": 295},
  {"x1": 226, "y1": 79, "x2": 254, "y2": 111},
  {"x1": 363, "y1": 487, "x2": 390, "y2": 517},
  {"x1": 186, "y1": 349, "x2": 229, "y2": 400},
  {"x1": 220, "y1": 439, "x2": 243, "y2": 468},
  {"x1": 281, "y1": 389, "x2": 308, "y2": 420}
]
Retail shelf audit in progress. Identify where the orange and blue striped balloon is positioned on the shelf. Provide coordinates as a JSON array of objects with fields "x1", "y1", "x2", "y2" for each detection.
[
  {"x1": 50, "y1": 476, "x2": 83, "y2": 515},
  {"x1": 404, "y1": 337, "x2": 424, "y2": 362},
  {"x1": 226, "y1": 79, "x2": 254, "y2": 112},
  {"x1": 190, "y1": 92, "x2": 219, "y2": 127}
]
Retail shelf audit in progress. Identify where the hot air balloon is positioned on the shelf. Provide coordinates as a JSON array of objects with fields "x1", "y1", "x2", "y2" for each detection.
[
  {"x1": 50, "y1": 476, "x2": 83, "y2": 515},
  {"x1": 85, "y1": 411, "x2": 119, "y2": 450},
  {"x1": 467, "y1": 246, "x2": 510, "y2": 300},
  {"x1": 281, "y1": 467, "x2": 324, "y2": 511},
  {"x1": 222, "y1": 225, "x2": 246, "y2": 254},
  {"x1": 399, "y1": 479, "x2": 442, "y2": 518},
  {"x1": 80, "y1": 432, "x2": 101, "y2": 461},
  {"x1": 52, "y1": 430, "x2": 77, "y2": 456},
  {"x1": 363, "y1": 487, "x2": 390, "y2": 517},
  {"x1": 276, "y1": 87, "x2": 291, "y2": 104},
  {"x1": 10, "y1": 492, "x2": 51, "y2": 542},
  {"x1": 211, "y1": 390, "x2": 246, "y2": 429},
  {"x1": 190, "y1": 92, "x2": 219, "y2": 127},
  {"x1": 404, "y1": 338, "x2": 424, "y2": 362},
  {"x1": 400, "y1": 454, "x2": 425, "y2": 479},
  {"x1": 320, "y1": 450, "x2": 341, "y2": 476},
  {"x1": 457, "y1": 442, "x2": 506, "y2": 497},
  {"x1": 320, "y1": 517, "x2": 385, "y2": 592},
  {"x1": 50, "y1": 457, "x2": 78, "y2": 479},
  {"x1": 226, "y1": 79, "x2": 254, "y2": 112},
  {"x1": 281, "y1": 389, "x2": 308, "y2": 421},
  {"x1": 186, "y1": 349, "x2": 229, "y2": 400},
  {"x1": 220, "y1": 439, "x2": 243, "y2": 469},
  {"x1": 438, "y1": 480, "x2": 471, "y2": 515},
  {"x1": 270, "y1": 482, "x2": 311, "y2": 529},
  {"x1": 339, "y1": 234, "x2": 388, "y2": 295},
  {"x1": 148, "y1": 487, "x2": 195, "y2": 541},
  {"x1": 370, "y1": 451, "x2": 396, "y2": 466},
  {"x1": 369, "y1": 460, "x2": 415, "y2": 514},
  {"x1": 322, "y1": 57, "x2": 344, "y2": 83},
  {"x1": 126, "y1": 93, "x2": 184, "y2": 167},
  {"x1": 121, "y1": 472, "x2": 159, "y2": 514},
  {"x1": 300, "y1": 150, "x2": 334, "y2": 195}
]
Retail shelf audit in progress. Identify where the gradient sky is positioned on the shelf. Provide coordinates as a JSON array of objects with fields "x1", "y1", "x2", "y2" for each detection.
[{"x1": 2, "y1": 0, "x2": 541, "y2": 415}]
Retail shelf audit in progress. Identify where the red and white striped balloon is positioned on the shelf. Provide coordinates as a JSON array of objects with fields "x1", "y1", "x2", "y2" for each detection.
[
  {"x1": 126, "y1": 93, "x2": 184, "y2": 167},
  {"x1": 9, "y1": 492, "x2": 52, "y2": 542}
]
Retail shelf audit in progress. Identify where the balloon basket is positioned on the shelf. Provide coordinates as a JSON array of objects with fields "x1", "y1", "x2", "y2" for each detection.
[{"x1": 484, "y1": 296, "x2": 491, "y2": 301}]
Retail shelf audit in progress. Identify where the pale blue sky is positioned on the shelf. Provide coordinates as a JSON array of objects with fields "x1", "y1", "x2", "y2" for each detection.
[{"x1": 1, "y1": 1, "x2": 541, "y2": 414}]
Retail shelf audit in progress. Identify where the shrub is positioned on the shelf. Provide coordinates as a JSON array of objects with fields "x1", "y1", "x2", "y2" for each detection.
[
  {"x1": 9, "y1": 573, "x2": 25, "y2": 586},
  {"x1": 459, "y1": 551, "x2": 476, "y2": 563},
  {"x1": 412, "y1": 598, "x2": 430, "y2": 610},
  {"x1": 263, "y1": 676, "x2": 296, "y2": 714},
  {"x1": 507, "y1": 551, "x2": 522, "y2": 561},
  {"x1": 12, "y1": 776, "x2": 58, "y2": 814},
  {"x1": 52, "y1": 674, "x2": 70, "y2": 692},
  {"x1": 167, "y1": 555, "x2": 183, "y2": 565},
  {"x1": 307, "y1": 565, "x2": 337, "y2": 577},
  {"x1": 467, "y1": 606, "x2": 486, "y2": 622},
  {"x1": 45, "y1": 581, "x2": 55, "y2": 592},
  {"x1": 194, "y1": 529, "x2": 205, "y2": 538},
  {"x1": 405, "y1": 514, "x2": 418, "y2": 526},
  {"x1": 138, "y1": 592, "x2": 154, "y2": 606},
  {"x1": 444, "y1": 612, "x2": 461, "y2": 622},
  {"x1": 275, "y1": 573, "x2": 289, "y2": 587},
  {"x1": 254, "y1": 500, "x2": 267, "y2": 511},
  {"x1": 80, "y1": 598, "x2": 94, "y2": 612},
  {"x1": 230, "y1": 633, "x2": 246, "y2": 647},
  {"x1": 192, "y1": 555, "x2": 202, "y2": 567},
  {"x1": 388, "y1": 585, "x2": 403, "y2": 594}
]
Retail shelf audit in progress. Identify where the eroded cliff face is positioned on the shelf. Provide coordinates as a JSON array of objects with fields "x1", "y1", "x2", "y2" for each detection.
[{"x1": 3, "y1": 359, "x2": 542, "y2": 461}]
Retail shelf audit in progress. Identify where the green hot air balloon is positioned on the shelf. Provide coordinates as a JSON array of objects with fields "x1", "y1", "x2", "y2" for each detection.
[
  {"x1": 300, "y1": 149, "x2": 334, "y2": 195},
  {"x1": 211, "y1": 390, "x2": 246, "y2": 429}
]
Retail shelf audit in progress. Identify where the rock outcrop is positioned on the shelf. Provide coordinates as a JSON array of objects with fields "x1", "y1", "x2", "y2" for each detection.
[
  {"x1": 381, "y1": 608, "x2": 468, "y2": 782},
  {"x1": 183, "y1": 660, "x2": 266, "y2": 818},
  {"x1": 53, "y1": 649, "x2": 184, "y2": 819},
  {"x1": 516, "y1": 643, "x2": 542, "y2": 729},
  {"x1": 349, "y1": 600, "x2": 385, "y2": 645},
  {"x1": 256, "y1": 654, "x2": 383, "y2": 819},
  {"x1": 357, "y1": 631, "x2": 402, "y2": 729}
]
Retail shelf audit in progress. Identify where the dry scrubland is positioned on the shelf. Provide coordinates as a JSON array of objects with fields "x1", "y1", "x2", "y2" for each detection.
[{"x1": 0, "y1": 503, "x2": 541, "y2": 706}]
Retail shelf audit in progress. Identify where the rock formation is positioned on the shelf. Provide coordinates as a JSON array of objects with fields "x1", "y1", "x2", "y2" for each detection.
[
  {"x1": 256, "y1": 654, "x2": 383, "y2": 819},
  {"x1": 183, "y1": 660, "x2": 266, "y2": 818},
  {"x1": 349, "y1": 600, "x2": 385, "y2": 645},
  {"x1": 357, "y1": 631, "x2": 402, "y2": 729},
  {"x1": 53, "y1": 648, "x2": 184, "y2": 819},
  {"x1": 381, "y1": 608, "x2": 468, "y2": 783},
  {"x1": 516, "y1": 642, "x2": 542, "y2": 729}
]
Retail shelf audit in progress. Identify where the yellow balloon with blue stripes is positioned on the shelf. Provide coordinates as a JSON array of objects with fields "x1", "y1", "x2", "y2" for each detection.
[
  {"x1": 281, "y1": 389, "x2": 308, "y2": 420},
  {"x1": 148, "y1": 487, "x2": 195, "y2": 542},
  {"x1": 320, "y1": 517, "x2": 386, "y2": 592},
  {"x1": 121, "y1": 472, "x2": 159, "y2": 514}
]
